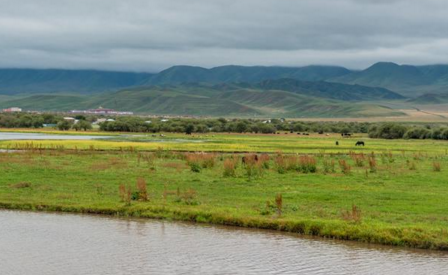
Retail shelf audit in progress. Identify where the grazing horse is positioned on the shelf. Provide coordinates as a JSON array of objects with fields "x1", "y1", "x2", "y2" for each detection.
[{"x1": 355, "y1": 141, "x2": 365, "y2": 146}]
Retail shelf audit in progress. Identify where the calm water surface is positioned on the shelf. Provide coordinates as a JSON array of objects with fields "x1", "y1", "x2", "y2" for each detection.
[
  {"x1": 0, "y1": 132, "x2": 111, "y2": 140},
  {"x1": 0, "y1": 210, "x2": 447, "y2": 275}
]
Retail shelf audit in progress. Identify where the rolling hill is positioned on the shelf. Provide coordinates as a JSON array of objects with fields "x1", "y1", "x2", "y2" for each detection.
[
  {"x1": 145, "y1": 65, "x2": 352, "y2": 85},
  {"x1": 0, "y1": 84, "x2": 405, "y2": 118},
  {"x1": 408, "y1": 93, "x2": 448, "y2": 104},
  {"x1": 251, "y1": 78, "x2": 404, "y2": 101},
  {"x1": 331, "y1": 62, "x2": 448, "y2": 96}
]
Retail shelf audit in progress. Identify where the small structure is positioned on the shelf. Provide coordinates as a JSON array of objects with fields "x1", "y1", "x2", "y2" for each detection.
[
  {"x1": 93, "y1": 118, "x2": 107, "y2": 125},
  {"x1": 2, "y1": 107, "x2": 22, "y2": 113},
  {"x1": 63, "y1": 117, "x2": 79, "y2": 124},
  {"x1": 70, "y1": 106, "x2": 133, "y2": 115},
  {"x1": 43, "y1": 124, "x2": 57, "y2": 128}
]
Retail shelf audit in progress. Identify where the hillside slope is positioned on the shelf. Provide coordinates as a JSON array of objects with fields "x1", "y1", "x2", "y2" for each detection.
[
  {"x1": 408, "y1": 93, "x2": 448, "y2": 104},
  {"x1": 331, "y1": 62, "x2": 448, "y2": 96},
  {"x1": 146, "y1": 65, "x2": 352, "y2": 85},
  {"x1": 252, "y1": 78, "x2": 404, "y2": 101},
  {"x1": 0, "y1": 85, "x2": 405, "y2": 118}
]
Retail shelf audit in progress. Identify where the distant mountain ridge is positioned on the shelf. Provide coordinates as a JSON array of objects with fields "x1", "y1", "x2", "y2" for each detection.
[
  {"x1": 330, "y1": 62, "x2": 448, "y2": 96},
  {"x1": 0, "y1": 69, "x2": 152, "y2": 94},
  {"x1": 1, "y1": 62, "x2": 448, "y2": 118},
  {"x1": 145, "y1": 65, "x2": 352, "y2": 85},
  {"x1": 1, "y1": 63, "x2": 448, "y2": 97}
]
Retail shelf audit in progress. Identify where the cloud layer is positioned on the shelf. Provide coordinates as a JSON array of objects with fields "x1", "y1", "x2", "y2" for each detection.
[{"x1": 1, "y1": 0, "x2": 447, "y2": 71}]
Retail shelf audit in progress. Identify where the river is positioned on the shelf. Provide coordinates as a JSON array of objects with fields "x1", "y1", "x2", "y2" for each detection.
[{"x1": 0, "y1": 210, "x2": 446, "y2": 275}]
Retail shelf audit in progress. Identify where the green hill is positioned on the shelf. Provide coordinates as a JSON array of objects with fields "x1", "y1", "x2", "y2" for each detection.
[
  {"x1": 146, "y1": 65, "x2": 352, "y2": 85},
  {"x1": 252, "y1": 78, "x2": 404, "y2": 101},
  {"x1": 331, "y1": 62, "x2": 448, "y2": 96},
  {"x1": 408, "y1": 93, "x2": 448, "y2": 104},
  {"x1": 0, "y1": 85, "x2": 405, "y2": 118}
]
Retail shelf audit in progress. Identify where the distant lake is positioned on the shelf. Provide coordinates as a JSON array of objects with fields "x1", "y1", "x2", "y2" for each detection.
[{"x1": 0, "y1": 210, "x2": 447, "y2": 275}]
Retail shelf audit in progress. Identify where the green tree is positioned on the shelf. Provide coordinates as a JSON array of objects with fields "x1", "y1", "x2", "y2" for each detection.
[
  {"x1": 185, "y1": 124, "x2": 195, "y2": 135},
  {"x1": 57, "y1": 120, "x2": 72, "y2": 131}
]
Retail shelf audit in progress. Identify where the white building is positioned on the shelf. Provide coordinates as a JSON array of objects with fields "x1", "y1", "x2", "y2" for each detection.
[{"x1": 2, "y1": 107, "x2": 22, "y2": 113}]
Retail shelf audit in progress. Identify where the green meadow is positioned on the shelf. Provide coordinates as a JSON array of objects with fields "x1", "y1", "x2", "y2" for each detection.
[
  {"x1": 1, "y1": 132, "x2": 448, "y2": 250},
  {"x1": 2, "y1": 131, "x2": 448, "y2": 154}
]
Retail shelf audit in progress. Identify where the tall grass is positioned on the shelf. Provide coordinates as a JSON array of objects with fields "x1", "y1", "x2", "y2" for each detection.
[
  {"x1": 118, "y1": 184, "x2": 132, "y2": 206},
  {"x1": 368, "y1": 157, "x2": 377, "y2": 173},
  {"x1": 275, "y1": 193, "x2": 283, "y2": 217},
  {"x1": 342, "y1": 204, "x2": 362, "y2": 223},
  {"x1": 433, "y1": 161, "x2": 441, "y2": 172},
  {"x1": 223, "y1": 158, "x2": 237, "y2": 177},
  {"x1": 185, "y1": 153, "x2": 216, "y2": 172},
  {"x1": 350, "y1": 153, "x2": 365, "y2": 167},
  {"x1": 322, "y1": 158, "x2": 336, "y2": 174},
  {"x1": 338, "y1": 159, "x2": 351, "y2": 175},
  {"x1": 136, "y1": 178, "x2": 148, "y2": 201}
]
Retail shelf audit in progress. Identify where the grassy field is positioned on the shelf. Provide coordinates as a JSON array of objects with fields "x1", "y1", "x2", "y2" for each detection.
[
  {"x1": 1, "y1": 131, "x2": 448, "y2": 250},
  {"x1": 2, "y1": 130, "x2": 448, "y2": 155}
]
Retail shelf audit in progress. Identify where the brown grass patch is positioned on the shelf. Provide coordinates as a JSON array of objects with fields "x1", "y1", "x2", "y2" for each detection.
[{"x1": 9, "y1": 182, "x2": 32, "y2": 189}]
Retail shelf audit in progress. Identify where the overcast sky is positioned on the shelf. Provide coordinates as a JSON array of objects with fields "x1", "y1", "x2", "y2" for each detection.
[{"x1": 1, "y1": 0, "x2": 448, "y2": 72}]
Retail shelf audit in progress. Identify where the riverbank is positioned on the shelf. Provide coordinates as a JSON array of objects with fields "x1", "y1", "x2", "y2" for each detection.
[{"x1": 1, "y1": 149, "x2": 448, "y2": 250}]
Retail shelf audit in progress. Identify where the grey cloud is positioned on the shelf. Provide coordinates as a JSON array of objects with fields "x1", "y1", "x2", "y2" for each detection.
[{"x1": 0, "y1": 0, "x2": 447, "y2": 71}]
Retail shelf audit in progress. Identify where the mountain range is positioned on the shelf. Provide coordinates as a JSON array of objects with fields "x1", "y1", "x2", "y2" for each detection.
[{"x1": 1, "y1": 62, "x2": 448, "y2": 117}]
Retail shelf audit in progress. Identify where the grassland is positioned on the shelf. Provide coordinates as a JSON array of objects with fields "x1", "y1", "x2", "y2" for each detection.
[
  {"x1": 1, "y1": 132, "x2": 448, "y2": 250},
  {"x1": 2, "y1": 131, "x2": 448, "y2": 154}
]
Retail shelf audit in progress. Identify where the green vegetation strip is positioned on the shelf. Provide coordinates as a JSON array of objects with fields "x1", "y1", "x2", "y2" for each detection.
[{"x1": 1, "y1": 148, "x2": 448, "y2": 250}]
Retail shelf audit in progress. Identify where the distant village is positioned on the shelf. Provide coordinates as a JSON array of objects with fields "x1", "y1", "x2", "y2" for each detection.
[{"x1": 69, "y1": 107, "x2": 133, "y2": 115}]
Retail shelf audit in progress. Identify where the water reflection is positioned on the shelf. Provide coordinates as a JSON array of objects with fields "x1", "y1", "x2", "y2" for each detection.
[
  {"x1": 0, "y1": 210, "x2": 446, "y2": 275},
  {"x1": 0, "y1": 132, "x2": 111, "y2": 140}
]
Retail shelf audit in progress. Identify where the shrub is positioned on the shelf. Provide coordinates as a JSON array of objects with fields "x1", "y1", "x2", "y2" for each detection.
[
  {"x1": 299, "y1": 155, "x2": 317, "y2": 173},
  {"x1": 433, "y1": 161, "x2": 441, "y2": 172},
  {"x1": 404, "y1": 127, "x2": 432, "y2": 139},
  {"x1": 223, "y1": 158, "x2": 237, "y2": 177},
  {"x1": 351, "y1": 153, "x2": 365, "y2": 167},
  {"x1": 185, "y1": 154, "x2": 202, "y2": 172},
  {"x1": 322, "y1": 158, "x2": 336, "y2": 174},
  {"x1": 136, "y1": 178, "x2": 148, "y2": 201},
  {"x1": 275, "y1": 153, "x2": 287, "y2": 174},
  {"x1": 275, "y1": 193, "x2": 283, "y2": 217},
  {"x1": 258, "y1": 154, "x2": 270, "y2": 169},
  {"x1": 175, "y1": 188, "x2": 199, "y2": 205},
  {"x1": 342, "y1": 204, "x2": 362, "y2": 223},
  {"x1": 244, "y1": 158, "x2": 263, "y2": 180},
  {"x1": 118, "y1": 184, "x2": 132, "y2": 205},
  {"x1": 368, "y1": 157, "x2": 377, "y2": 173},
  {"x1": 185, "y1": 153, "x2": 216, "y2": 172},
  {"x1": 368, "y1": 123, "x2": 408, "y2": 139},
  {"x1": 339, "y1": 159, "x2": 351, "y2": 175}
]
